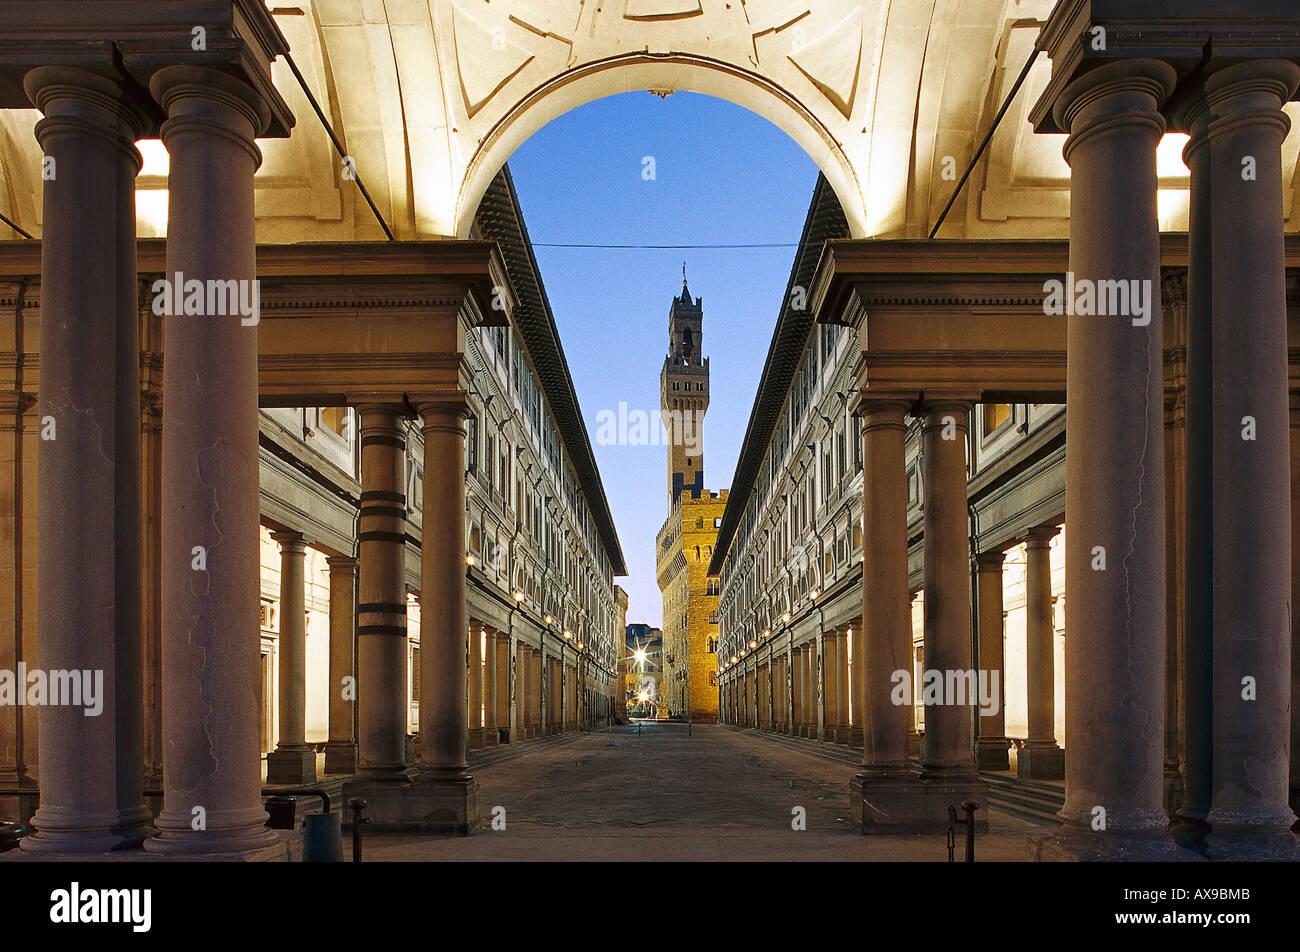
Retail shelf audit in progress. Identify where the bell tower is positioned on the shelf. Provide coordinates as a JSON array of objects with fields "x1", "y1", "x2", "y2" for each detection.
[{"x1": 660, "y1": 267, "x2": 709, "y2": 506}]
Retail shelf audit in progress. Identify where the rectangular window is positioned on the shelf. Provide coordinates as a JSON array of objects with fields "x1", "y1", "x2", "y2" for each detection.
[
  {"x1": 983, "y1": 403, "x2": 1012, "y2": 437},
  {"x1": 411, "y1": 646, "x2": 421, "y2": 703},
  {"x1": 466, "y1": 415, "x2": 478, "y2": 473}
]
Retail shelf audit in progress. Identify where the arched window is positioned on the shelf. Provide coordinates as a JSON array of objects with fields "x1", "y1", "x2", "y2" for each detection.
[{"x1": 693, "y1": 545, "x2": 701, "y2": 561}]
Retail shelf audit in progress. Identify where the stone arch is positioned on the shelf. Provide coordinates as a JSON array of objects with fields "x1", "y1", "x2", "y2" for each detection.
[{"x1": 454, "y1": 53, "x2": 867, "y2": 239}]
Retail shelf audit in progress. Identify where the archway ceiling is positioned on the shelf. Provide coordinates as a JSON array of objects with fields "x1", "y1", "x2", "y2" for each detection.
[{"x1": 1, "y1": 0, "x2": 1299, "y2": 242}]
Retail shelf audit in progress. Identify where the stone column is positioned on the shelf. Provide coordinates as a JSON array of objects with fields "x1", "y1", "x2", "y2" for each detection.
[
  {"x1": 515, "y1": 643, "x2": 526, "y2": 736},
  {"x1": 805, "y1": 644, "x2": 816, "y2": 737},
  {"x1": 835, "y1": 631, "x2": 850, "y2": 743},
  {"x1": 1176, "y1": 96, "x2": 1215, "y2": 834},
  {"x1": 1020, "y1": 527, "x2": 1063, "y2": 779},
  {"x1": 468, "y1": 623, "x2": 485, "y2": 749},
  {"x1": 483, "y1": 629, "x2": 499, "y2": 746},
  {"x1": 267, "y1": 531, "x2": 315, "y2": 784},
  {"x1": 414, "y1": 398, "x2": 478, "y2": 833},
  {"x1": 851, "y1": 399, "x2": 928, "y2": 833},
  {"x1": 347, "y1": 406, "x2": 413, "y2": 784},
  {"x1": 849, "y1": 621, "x2": 864, "y2": 747},
  {"x1": 975, "y1": 551, "x2": 1010, "y2": 770},
  {"x1": 324, "y1": 556, "x2": 358, "y2": 774},
  {"x1": 533, "y1": 647, "x2": 543, "y2": 738},
  {"x1": 791, "y1": 647, "x2": 803, "y2": 734},
  {"x1": 814, "y1": 632, "x2": 826, "y2": 740},
  {"x1": 19, "y1": 66, "x2": 150, "y2": 854},
  {"x1": 1033, "y1": 60, "x2": 1181, "y2": 861},
  {"x1": 918, "y1": 401, "x2": 986, "y2": 816},
  {"x1": 145, "y1": 65, "x2": 280, "y2": 858},
  {"x1": 1200, "y1": 61, "x2": 1300, "y2": 858},
  {"x1": 819, "y1": 641, "x2": 831, "y2": 738}
]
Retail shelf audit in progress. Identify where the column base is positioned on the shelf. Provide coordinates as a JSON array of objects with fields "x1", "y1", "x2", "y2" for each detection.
[
  {"x1": 1017, "y1": 744, "x2": 1065, "y2": 780},
  {"x1": 343, "y1": 774, "x2": 480, "y2": 835},
  {"x1": 3, "y1": 840, "x2": 288, "y2": 862},
  {"x1": 18, "y1": 805, "x2": 153, "y2": 854},
  {"x1": 323, "y1": 741, "x2": 358, "y2": 775},
  {"x1": 1029, "y1": 829, "x2": 1204, "y2": 862},
  {"x1": 467, "y1": 729, "x2": 487, "y2": 750},
  {"x1": 144, "y1": 812, "x2": 285, "y2": 860},
  {"x1": 266, "y1": 747, "x2": 318, "y2": 785},
  {"x1": 482, "y1": 728, "x2": 500, "y2": 747},
  {"x1": 908, "y1": 731, "x2": 922, "y2": 759},
  {"x1": 850, "y1": 769, "x2": 989, "y2": 834},
  {"x1": 976, "y1": 738, "x2": 1012, "y2": 771},
  {"x1": 847, "y1": 727, "x2": 864, "y2": 748}
]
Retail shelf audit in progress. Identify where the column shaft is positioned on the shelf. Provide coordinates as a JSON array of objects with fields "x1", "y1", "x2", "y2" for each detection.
[
  {"x1": 483, "y1": 630, "x2": 499, "y2": 746},
  {"x1": 21, "y1": 65, "x2": 150, "y2": 853},
  {"x1": 1202, "y1": 62, "x2": 1300, "y2": 851},
  {"x1": 975, "y1": 552, "x2": 1010, "y2": 770},
  {"x1": 353, "y1": 406, "x2": 412, "y2": 780},
  {"x1": 417, "y1": 400, "x2": 471, "y2": 776},
  {"x1": 1040, "y1": 60, "x2": 1178, "y2": 856},
  {"x1": 919, "y1": 401, "x2": 978, "y2": 778},
  {"x1": 267, "y1": 532, "x2": 315, "y2": 783},
  {"x1": 325, "y1": 556, "x2": 358, "y2": 773},
  {"x1": 468, "y1": 622, "x2": 484, "y2": 749},
  {"x1": 1020, "y1": 527, "x2": 1063, "y2": 779},
  {"x1": 145, "y1": 65, "x2": 279, "y2": 857}
]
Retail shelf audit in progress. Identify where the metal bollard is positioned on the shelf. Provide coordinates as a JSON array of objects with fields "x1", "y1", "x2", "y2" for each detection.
[
  {"x1": 946, "y1": 805, "x2": 957, "y2": 862},
  {"x1": 947, "y1": 800, "x2": 980, "y2": 862},
  {"x1": 962, "y1": 800, "x2": 979, "y2": 863},
  {"x1": 348, "y1": 797, "x2": 369, "y2": 863}
]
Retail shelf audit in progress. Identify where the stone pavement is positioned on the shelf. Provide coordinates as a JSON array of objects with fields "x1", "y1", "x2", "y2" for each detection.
[{"x1": 358, "y1": 722, "x2": 1045, "y2": 861}]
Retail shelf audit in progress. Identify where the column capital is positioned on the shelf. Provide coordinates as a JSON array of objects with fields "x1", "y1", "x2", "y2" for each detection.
[
  {"x1": 974, "y1": 550, "x2": 1006, "y2": 570},
  {"x1": 270, "y1": 529, "x2": 307, "y2": 551},
  {"x1": 326, "y1": 555, "x2": 358, "y2": 576},
  {"x1": 150, "y1": 64, "x2": 271, "y2": 167},
  {"x1": 1204, "y1": 59, "x2": 1299, "y2": 141},
  {"x1": 413, "y1": 391, "x2": 471, "y2": 425},
  {"x1": 23, "y1": 65, "x2": 150, "y2": 164},
  {"x1": 1024, "y1": 524, "x2": 1060, "y2": 547},
  {"x1": 918, "y1": 399, "x2": 972, "y2": 431},
  {"x1": 1054, "y1": 59, "x2": 1177, "y2": 160},
  {"x1": 848, "y1": 391, "x2": 916, "y2": 420}
]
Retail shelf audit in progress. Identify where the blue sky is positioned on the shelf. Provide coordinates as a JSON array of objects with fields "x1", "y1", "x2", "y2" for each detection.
[{"x1": 508, "y1": 91, "x2": 819, "y2": 627}]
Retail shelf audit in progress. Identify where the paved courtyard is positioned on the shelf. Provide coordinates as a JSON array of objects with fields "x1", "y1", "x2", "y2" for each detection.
[{"x1": 360, "y1": 723, "x2": 1044, "y2": 861}]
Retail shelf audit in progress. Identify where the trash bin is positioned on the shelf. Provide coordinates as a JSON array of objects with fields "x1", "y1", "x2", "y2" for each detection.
[
  {"x1": 265, "y1": 795, "x2": 308, "y2": 830},
  {"x1": 302, "y1": 811, "x2": 343, "y2": 862}
]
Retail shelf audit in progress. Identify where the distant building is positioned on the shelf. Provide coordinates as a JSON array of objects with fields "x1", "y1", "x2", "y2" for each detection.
[
  {"x1": 655, "y1": 278, "x2": 723, "y2": 721},
  {"x1": 625, "y1": 623, "x2": 664, "y2": 718}
]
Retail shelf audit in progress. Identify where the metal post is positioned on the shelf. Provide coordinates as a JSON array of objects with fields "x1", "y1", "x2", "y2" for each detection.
[
  {"x1": 348, "y1": 797, "x2": 369, "y2": 863},
  {"x1": 962, "y1": 799, "x2": 979, "y2": 863}
]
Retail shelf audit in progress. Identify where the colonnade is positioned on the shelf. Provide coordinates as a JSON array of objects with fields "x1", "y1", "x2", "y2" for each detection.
[{"x1": 720, "y1": 54, "x2": 1300, "y2": 860}]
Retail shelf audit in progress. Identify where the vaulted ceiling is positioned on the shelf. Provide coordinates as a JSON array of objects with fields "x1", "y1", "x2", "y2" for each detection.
[{"x1": 1, "y1": 0, "x2": 1298, "y2": 244}]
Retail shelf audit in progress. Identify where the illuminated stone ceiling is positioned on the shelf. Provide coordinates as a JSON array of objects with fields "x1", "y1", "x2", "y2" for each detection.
[{"x1": 1, "y1": 0, "x2": 1298, "y2": 244}]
